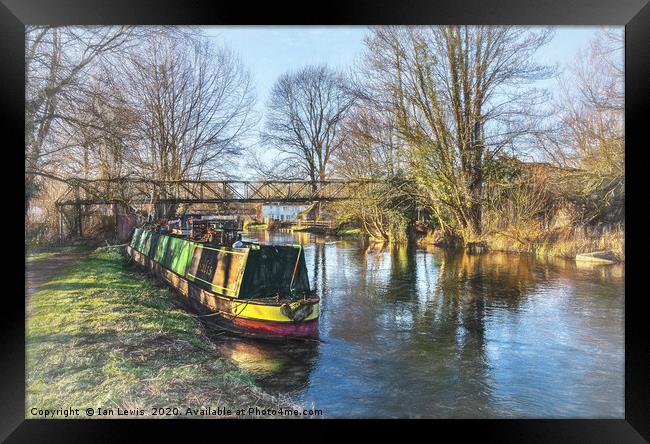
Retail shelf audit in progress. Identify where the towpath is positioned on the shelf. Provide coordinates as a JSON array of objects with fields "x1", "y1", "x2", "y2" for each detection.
[{"x1": 25, "y1": 252, "x2": 88, "y2": 308}]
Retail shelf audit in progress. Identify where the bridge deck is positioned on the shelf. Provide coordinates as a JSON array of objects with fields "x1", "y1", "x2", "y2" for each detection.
[{"x1": 56, "y1": 179, "x2": 379, "y2": 206}]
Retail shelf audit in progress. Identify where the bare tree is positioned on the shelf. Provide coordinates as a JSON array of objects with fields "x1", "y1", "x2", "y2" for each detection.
[
  {"x1": 330, "y1": 103, "x2": 419, "y2": 242},
  {"x1": 541, "y1": 28, "x2": 624, "y2": 223},
  {"x1": 63, "y1": 75, "x2": 140, "y2": 180},
  {"x1": 25, "y1": 26, "x2": 137, "y2": 214},
  {"x1": 256, "y1": 65, "x2": 355, "y2": 188},
  {"x1": 360, "y1": 26, "x2": 554, "y2": 239},
  {"x1": 118, "y1": 34, "x2": 255, "y2": 217},
  {"x1": 25, "y1": 26, "x2": 256, "y2": 238},
  {"x1": 333, "y1": 106, "x2": 404, "y2": 179}
]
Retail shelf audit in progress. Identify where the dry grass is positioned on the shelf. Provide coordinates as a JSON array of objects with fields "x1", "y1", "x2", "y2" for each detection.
[
  {"x1": 486, "y1": 224, "x2": 625, "y2": 261},
  {"x1": 416, "y1": 221, "x2": 624, "y2": 261}
]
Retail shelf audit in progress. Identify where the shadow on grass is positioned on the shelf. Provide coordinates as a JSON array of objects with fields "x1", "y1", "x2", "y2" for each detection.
[
  {"x1": 28, "y1": 330, "x2": 120, "y2": 347},
  {"x1": 38, "y1": 280, "x2": 139, "y2": 293}
]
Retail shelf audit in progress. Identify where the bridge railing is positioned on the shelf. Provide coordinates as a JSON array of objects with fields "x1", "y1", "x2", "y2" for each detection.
[
  {"x1": 56, "y1": 178, "x2": 381, "y2": 206},
  {"x1": 295, "y1": 219, "x2": 334, "y2": 229}
]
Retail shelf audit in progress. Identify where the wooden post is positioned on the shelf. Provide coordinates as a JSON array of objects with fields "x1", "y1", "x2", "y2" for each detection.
[
  {"x1": 58, "y1": 206, "x2": 64, "y2": 244},
  {"x1": 113, "y1": 203, "x2": 119, "y2": 240},
  {"x1": 74, "y1": 183, "x2": 82, "y2": 238},
  {"x1": 77, "y1": 204, "x2": 83, "y2": 238}
]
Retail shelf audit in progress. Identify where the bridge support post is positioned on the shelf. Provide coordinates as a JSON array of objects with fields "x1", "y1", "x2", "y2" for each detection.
[
  {"x1": 58, "y1": 205, "x2": 63, "y2": 244},
  {"x1": 73, "y1": 183, "x2": 82, "y2": 238},
  {"x1": 76, "y1": 204, "x2": 83, "y2": 238},
  {"x1": 113, "y1": 203, "x2": 118, "y2": 240}
]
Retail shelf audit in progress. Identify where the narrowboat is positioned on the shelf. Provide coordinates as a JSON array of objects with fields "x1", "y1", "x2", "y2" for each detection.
[{"x1": 127, "y1": 228, "x2": 319, "y2": 338}]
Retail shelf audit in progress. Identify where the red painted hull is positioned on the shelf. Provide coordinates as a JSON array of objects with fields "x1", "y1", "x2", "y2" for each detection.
[{"x1": 231, "y1": 317, "x2": 319, "y2": 338}]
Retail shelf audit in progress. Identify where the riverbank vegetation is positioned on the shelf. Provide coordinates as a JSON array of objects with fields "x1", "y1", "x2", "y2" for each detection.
[
  {"x1": 25, "y1": 26, "x2": 623, "y2": 261},
  {"x1": 243, "y1": 220, "x2": 268, "y2": 230},
  {"x1": 26, "y1": 250, "x2": 295, "y2": 417},
  {"x1": 246, "y1": 27, "x2": 623, "y2": 259},
  {"x1": 330, "y1": 27, "x2": 624, "y2": 259},
  {"x1": 25, "y1": 27, "x2": 256, "y2": 243}
]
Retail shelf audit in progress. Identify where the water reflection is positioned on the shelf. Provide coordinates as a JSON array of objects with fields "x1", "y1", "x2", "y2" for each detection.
[
  {"x1": 206, "y1": 333, "x2": 319, "y2": 393},
  {"x1": 207, "y1": 231, "x2": 624, "y2": 418}
]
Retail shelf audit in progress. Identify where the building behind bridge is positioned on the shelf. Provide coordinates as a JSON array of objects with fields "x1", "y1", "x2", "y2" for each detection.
[{"x1": 261, "y1": 203, "x2": 309, "y2": 223}]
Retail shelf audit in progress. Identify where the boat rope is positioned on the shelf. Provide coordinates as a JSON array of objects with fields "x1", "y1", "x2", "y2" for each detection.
[
  {"x1": 192, "y1": 311, "x2": 224, "y2": 318},
  {"x1": 227, "y1": 299, "x2": 251, "y2": 321},
  {"x1": 289, "y1": 244, "x2": 302, "y2": 294},
  {"x1": 191, "y1": 299, "x2": 252, "y2": 321}
]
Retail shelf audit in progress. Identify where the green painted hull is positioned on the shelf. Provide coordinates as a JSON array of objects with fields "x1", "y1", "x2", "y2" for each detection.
[
  {"x1": 131, "y1": 228, "x2": 196, "y2": 276},
  {"x1": 129, "y1": 228, "x2": 311, "y2": 300}
]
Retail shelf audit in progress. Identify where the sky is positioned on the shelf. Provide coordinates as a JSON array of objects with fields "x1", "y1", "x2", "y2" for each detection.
[
  {"x1": 203, "y1": 26, "x2": 368, "y2": 120},
  {"x1": 200, "y1": 26, "x2": 621, "y2": 172},
  {"x1": 203, "y1": 26, "x2": 617, "y2": 119}
]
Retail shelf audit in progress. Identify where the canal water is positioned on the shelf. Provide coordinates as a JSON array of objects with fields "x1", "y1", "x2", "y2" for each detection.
[{"x1": 211, "y1": 230, "x2": 624, "y2": 418}]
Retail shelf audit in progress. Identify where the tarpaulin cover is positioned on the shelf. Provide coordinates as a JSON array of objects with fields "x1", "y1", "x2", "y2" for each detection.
[{"x1": 237, "y1": 245, "x2": 310, "y2": 299}]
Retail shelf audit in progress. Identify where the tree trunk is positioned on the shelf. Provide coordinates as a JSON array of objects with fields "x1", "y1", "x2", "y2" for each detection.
[{"x1": 469, "y1": 120, "x2": 484, "y2": 237}]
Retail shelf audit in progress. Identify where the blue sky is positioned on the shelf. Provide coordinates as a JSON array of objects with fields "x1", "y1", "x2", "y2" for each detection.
[
  {"x1": 202, "y1": 26, "x2": 618, "y2": 119},
  {"x1": 203, "y1": 27, "x2": 367, "y2": 115}
]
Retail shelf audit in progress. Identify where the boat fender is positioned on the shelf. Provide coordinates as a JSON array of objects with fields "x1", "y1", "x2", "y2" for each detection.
[{"x1": 280, "y1": 300, "x2": 314, "y2": 322}]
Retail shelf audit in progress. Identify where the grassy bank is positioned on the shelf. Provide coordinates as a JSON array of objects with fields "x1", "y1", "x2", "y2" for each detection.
[
  {"x1": 244, "y1": 223, "x2": 268, "y2": 231},
  {"x1": 335, "y1": 228, "x2": 362, "y2": 236},
  {"x1": 26, "y1": 250, "x2": 296, "y2": 418}
]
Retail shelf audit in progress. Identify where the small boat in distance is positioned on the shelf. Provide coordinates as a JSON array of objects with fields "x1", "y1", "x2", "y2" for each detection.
[{"x1": 127, "y1": 226, "x2": 319, "y2": 339}]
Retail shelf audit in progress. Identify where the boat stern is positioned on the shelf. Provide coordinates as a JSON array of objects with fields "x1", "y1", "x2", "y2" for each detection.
[{"x1": 229, "y1": 296, "x2": 320, "y2": 338}]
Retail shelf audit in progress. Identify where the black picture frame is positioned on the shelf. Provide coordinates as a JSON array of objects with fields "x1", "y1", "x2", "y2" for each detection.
[{"x1": 4, "y1": 0, "x2": 648, "y2": 441}]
